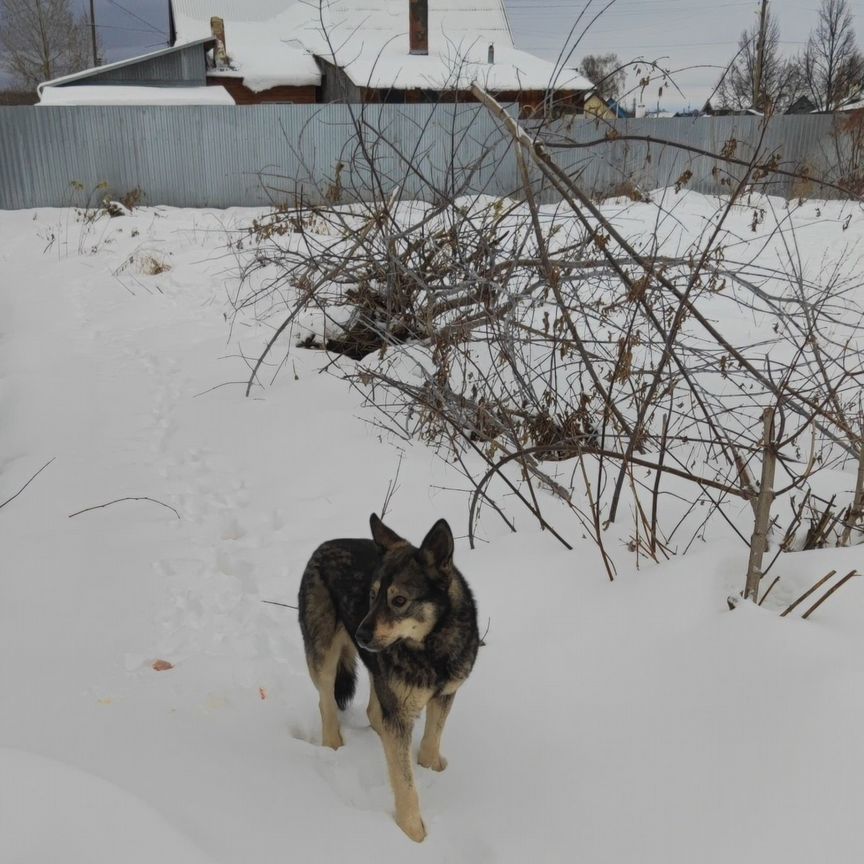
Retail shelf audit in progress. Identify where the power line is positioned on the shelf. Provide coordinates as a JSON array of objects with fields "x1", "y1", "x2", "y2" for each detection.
[
  {"x1": 94, "y1": 24, "x2": 167, "y2": 34},
  {"x1": 104, "y1": 0, "x2": 165, "y2": 36}
]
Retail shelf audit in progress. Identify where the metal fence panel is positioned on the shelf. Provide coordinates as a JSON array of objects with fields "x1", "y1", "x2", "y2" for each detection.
[
  {"x1": 0, "y1": 106, "x2": 857, "y2": 210},
  {"x1": 532, "y1": 114, "x2": 854, "y2": 202},
  {"x1": 0, "y1": 103, "x2": 520, "y2": 209}
]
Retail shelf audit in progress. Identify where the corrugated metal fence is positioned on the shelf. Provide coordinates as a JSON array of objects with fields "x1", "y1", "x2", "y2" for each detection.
[
  {"x1": 529, "y1": 113, "x2": 855, "y2": 201},
  {"x1": 0, "y1": 104, "x2": 858, "y2": 209},
  {"x1": 0, "y1": 103, "x2": 518, "y2": 209}
]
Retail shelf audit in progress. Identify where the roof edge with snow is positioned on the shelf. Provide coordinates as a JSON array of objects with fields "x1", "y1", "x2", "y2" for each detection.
[{"x1": 37, "y1": 37, "x2": 217, "y2": 96}]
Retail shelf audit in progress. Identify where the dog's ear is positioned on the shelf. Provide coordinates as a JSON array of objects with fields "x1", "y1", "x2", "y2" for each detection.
[
  {"x1": 370, "y1": 513, "x2": 405, "y2": 550},
  {"x1": 419, "y1": 519, "x2": 454, "y2": 573}
]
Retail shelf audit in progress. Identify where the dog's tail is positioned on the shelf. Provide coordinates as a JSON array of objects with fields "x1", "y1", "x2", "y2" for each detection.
[{"x1": 334, "y1": 650, "x2": 357, "y2": 709}]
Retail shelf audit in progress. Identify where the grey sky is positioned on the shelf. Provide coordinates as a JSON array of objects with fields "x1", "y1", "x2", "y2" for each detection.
[
  {"x1": 5, "y1": 1, "x2": 864, "y2": 109},
  {"x1": 506, "y1": 0, "x2": 840, "y2": 110}
]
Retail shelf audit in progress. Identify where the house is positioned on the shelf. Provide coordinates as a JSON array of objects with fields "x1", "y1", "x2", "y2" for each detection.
[
  {"x1": 702, "y1": 102, "x2": 762, "y2": 117},
  {"x1": 784, "y1": 95, "x2": 816, "y2": 115},
  {"x1": 583, "y1": 93, "x2": 634, "y2": 120},
  {"x1": 40, "y1": 0, "x2": 593, "y2": 117}
]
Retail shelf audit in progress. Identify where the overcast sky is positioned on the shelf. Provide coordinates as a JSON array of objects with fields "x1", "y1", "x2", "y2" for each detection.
[
  {"x1": 6, "y1": 1, "x2": 864, "y2": 109},
  {"x1": 506, "y1": 0, "x2": 843, "y2": 110}
]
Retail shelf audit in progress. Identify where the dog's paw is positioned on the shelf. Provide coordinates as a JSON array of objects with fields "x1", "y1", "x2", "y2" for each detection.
[
  {"x1": 396, "y1": 812, "x2": 427, "y2": 843},
  {"x1": 418, "y1": 750, "x2": 447, "y2": 772},
  {"x1": 322, "y1": 732, "x2": 344, "y2": 750}
]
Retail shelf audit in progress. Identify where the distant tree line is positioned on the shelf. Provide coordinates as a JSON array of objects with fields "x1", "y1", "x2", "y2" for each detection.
[
  {"x1": 577, "y1": 1, "x2": 864, "y2": 116},
  {"x1": 716, "y1": 0, "x2": 864, "y2": 114}
]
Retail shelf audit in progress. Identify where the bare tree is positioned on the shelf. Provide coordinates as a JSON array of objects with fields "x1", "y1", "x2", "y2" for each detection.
[
  {"x1": 0, "y1": 0, "x2": 94, "y2": 91},
  {"x1": 579, "y1": 52, "x2": 625, "y2": 101},
  {"x1": 798, "y1": 0, "x2": 863, "y2": 111},
  {"x1": 717, "y1": 8, "x2": 798, "y2": 113}
]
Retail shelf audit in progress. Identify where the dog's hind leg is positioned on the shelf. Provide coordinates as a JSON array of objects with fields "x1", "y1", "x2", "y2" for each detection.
[
  {"x1": 418, "y1": 693, "x2": 454, "y2": 772},
  {"x1": 312, "y1": 628, "x2": 351, "y2": 750},
  {"x1": 299, "y1": 559, "x2": 352, "y2": 750}
]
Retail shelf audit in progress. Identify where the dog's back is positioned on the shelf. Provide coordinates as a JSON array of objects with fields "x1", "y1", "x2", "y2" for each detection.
[{"x1": 298, "y1": 538, "x2": 381, "y2": 646}]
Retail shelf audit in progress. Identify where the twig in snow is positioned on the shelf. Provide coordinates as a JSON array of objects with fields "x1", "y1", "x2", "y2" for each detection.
[
  {"x1": 261, "y1": 599, "x2": 299, "y2": 610},
  {"x1": 801, "y1": 570, "x2": 859, "y2": 620},
  {"x1": 758, "y1": 575, "x2": 781, "y2": 606},
  {"x1": 193, "y1": 381, "x2": 249, "y2": 398},
  {"x1": 779, "y1": 569, "x2": 837, "y2": 617},
  {"x1": 68, "y1": 496, "x2": 180, "y2": 520},
  {"x1": 0, "y1": 458, "x2": 56, "y2": 511}
]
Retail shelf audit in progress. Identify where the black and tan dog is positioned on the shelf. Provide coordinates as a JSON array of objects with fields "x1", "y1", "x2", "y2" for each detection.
[{"x1": 298, "y1": 514, "x2": 479, "y2": 842}]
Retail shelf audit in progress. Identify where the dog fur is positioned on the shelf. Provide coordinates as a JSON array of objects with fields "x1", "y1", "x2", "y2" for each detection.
[{"x1": 297, "y1": 513, "x2": 479, "y2": 842}]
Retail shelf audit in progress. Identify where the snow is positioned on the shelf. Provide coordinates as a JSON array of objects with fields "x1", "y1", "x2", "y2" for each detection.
[
  {"x1": 172, "y1": 0, "x2": 592, "y2": 93},
  {"x1": 2, "y1": 193, "x2": 864, "y2": 861},
  {"x1": 38, "y1": 85, "x2": 236, "y2": 106},
  {"x1": 0, "y1": 749, "x2": 213, "y2": 864}
]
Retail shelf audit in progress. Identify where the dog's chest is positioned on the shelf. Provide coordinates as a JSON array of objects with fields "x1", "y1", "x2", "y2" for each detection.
[{"x1": 380, "y1": 641, "x2": 475, "y2": 694}]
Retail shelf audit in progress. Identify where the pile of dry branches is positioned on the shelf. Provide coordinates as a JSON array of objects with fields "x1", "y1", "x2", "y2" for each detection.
[{"x1": 232, "y1": 90, "x2": 864, "y2": 593}]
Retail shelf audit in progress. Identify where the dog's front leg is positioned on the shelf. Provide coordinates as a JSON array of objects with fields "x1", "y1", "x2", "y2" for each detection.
[
  {"x1": 418, "y1": 693, "x2": 454, "y2": 771},
  {"x1": 366, "y1": 672, "x2": 383, "y2": 735},
  {"x1": 380, "y1": 718, "x2": 426, "y2": 842}
]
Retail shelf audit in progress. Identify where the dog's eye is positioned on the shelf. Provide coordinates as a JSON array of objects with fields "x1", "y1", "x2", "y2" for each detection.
[{"x1": 392, "y1": 596, "x2": 407, "y2": 608}]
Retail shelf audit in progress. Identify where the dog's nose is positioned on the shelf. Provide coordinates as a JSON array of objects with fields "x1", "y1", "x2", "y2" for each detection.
[{"x1": 356, "y1": 625, "x2": 372, "y2": 647}]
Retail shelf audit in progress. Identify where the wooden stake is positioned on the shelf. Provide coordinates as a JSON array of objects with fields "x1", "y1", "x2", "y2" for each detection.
[
  {"x1": 744, "y1": 407, "x2": 777, "y2": 603},
  {"x1": 840, "y1": 443, "x2": 864, "y2": 546}
]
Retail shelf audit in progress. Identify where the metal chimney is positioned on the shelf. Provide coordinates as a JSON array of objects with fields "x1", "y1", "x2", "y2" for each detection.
[
  {"x1": 409, "y1": 0, "x2": 428, "y2": 55},
  {"x1": 488, "y1": 43, "x2": 494, "y2": 64}
]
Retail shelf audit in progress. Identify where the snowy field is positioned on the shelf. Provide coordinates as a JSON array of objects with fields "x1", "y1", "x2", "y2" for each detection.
[{"x1": 2, "y1": 194, "x2": 864, "y2": 863}]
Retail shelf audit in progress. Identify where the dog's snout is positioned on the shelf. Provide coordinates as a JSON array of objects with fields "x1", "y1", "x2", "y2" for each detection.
[{"x1": 356, "y1": 624, "x2": 372, "y2": 647}]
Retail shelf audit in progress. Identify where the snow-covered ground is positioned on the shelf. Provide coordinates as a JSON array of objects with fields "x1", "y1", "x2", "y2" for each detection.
[{"x1": 2, "y1": 196, "x2": 864, "y2": 863}]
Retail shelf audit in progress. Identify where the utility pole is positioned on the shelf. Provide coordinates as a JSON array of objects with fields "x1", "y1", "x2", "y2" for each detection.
[
  {"x1": 753, "y1": 0, "x2": 768, "y2": 111},
  {"x1": 89, "y1": 0, "x2": 99, "y2": 67}
]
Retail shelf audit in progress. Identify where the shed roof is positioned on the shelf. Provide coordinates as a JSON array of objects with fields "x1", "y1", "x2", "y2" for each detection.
[{"x1": 37, "y1": 37, "x2": 216, "y2": 95}]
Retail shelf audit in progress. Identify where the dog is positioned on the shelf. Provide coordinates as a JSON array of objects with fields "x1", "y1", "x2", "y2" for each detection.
[{"x1": 298, "y1": 513, "x2": 479, "y2": 842}]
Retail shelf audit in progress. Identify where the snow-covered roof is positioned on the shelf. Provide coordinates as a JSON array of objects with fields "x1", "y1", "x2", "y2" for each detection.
[
  {"x1": 174, "y1": 7, "x2": 324, "y2": 91},
  {"x1": 171, "y1": 0, "x2": 592, "y2": 93},
  {"x1": 38, "y1": 85, "x2": 236, "y2": 106},
  {"x1": 36, "y1": 37, "x2": 216, "y2": 96}
]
